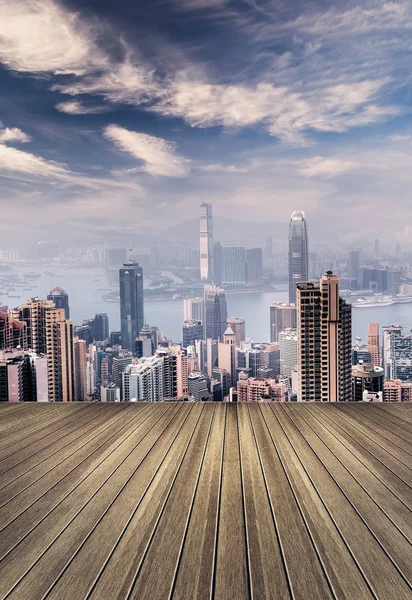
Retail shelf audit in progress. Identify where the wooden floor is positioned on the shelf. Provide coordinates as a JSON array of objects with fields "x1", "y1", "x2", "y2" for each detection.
[{"x1": 0, "y1": 402, "x2": 411, "y2": 600}]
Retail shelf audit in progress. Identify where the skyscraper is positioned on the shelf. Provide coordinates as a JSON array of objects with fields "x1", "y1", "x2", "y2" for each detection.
[
  {"x1": 204, "y1": 284, "x2": 228, "y2": 341},
  {"x1": 382, "y1": 325, "x2": 412, "y2": 381},
  {"x1": 47, "y1": 287, "x2": 70, "y2": 319},
  {"x1": 227, "y1": 317, "x2": 246, "y2": 346},
  {"x1": 222, "y1": 245, "x2": 246, "y2": 286},
  {"x1": 246, "y1": 248, "x2": 263, "y2": 284},
  {"x1": 288, "y1": 210, "x2": 309, "y2": 305},
  {"x1": 200, "y1": 203, "x2": 213, "y2": 282},
  {"x1": 182, "y1": 320, "x2": 203, "y2": 349},
  {"x1": 367, "y1": 323, "x2": 382, "y2": 367},
  {"x1": 119, "y1": 255, "x2": 144, "y2": 351},
  {"x1": 348, "y1": 250, "x2": 360, "y2": 288},
  {"x1": 45, "y1": 308, "x2": 74, "y2": 402},
  {"x1": 73, "y1": 337, "x2": 87, "y2": 401},
  {"x1": 93, "y1": 313, "x2": 109, "y2": 342},
  {"x1": 183, "y1": 298, "x2": 204, "y2": 323},
  {"x1": 297, "y1": 272, "x2": 352, "y2": 402}
]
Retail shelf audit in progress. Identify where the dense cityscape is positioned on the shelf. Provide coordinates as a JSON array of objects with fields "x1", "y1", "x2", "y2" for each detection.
[{"x1": 1, "y1": 204, "x2": 411, "y2": 403}]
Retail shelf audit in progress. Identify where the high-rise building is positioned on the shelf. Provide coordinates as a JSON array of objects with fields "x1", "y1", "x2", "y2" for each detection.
[
  {"x1": 222, "y1": 245, "x2": 246, "y2": 287},
  {"x1": 156, "y1": 347, "x2": 178, "y2": 399},
  {"x1": 119, "y1": 256, "x2": 144, "y2": 351},
  {"x1": 113, "y1": 352, "x2": 133, "y2": 393},
  {"x1": 47, "y1": 287, "x2": 70, "y2": 319},
  {"x1": 73, "y1": 337, "x2": 87, "y2": 401},
  {"x1": 183, "y1": 298, "x2": 204, "y2": 323},
  {"x1": 0, "y1": 349, "x2": 47, "y2": 402},
  {"x1": 45, "y1": 308, "x2": 74, "y2": 402},
  {"x1": 367, "y1": 323, "x2": 381, "y2": 367},
  {"x1": 213, "y1": 241, "x2": 222, "y2": 285},
  {"x1": 218, "y1": 326, "x2": 236, "y2": 386},
  {"x1": 382, "y1": 325, "x2": 412, "y2": 381},
  {"x1": 227, "y1": 317, "x2": 245, "y2": 346},
  {"x1": 348, "y1": 250, "x2": 360, "y2": 287},
  {"x1": 352, "y1": 361, "x2": 384, "y2": 402},
  {"x1": 270, "y1": 303, "x2": 297, "y2": 343},
  {"x1": 288, "y1": 210, "x2": 309, "y2": 305},
  {"x1": 206, "y1": 338, "x2": 219, "y2": 378},
  {"x1": 74, "y1": 323, "x2": 93, "y2": 346},
  {"x1": 278, "y1": 328, "x2": 298, "y2": 377},
  {"x1": 10, "y1": 298, "x2": 55, "y2": 354},
  {"x1": 139, "y1": 325, "x2": 161, "y2": 355},
  {"x1": 200, "y1": 203, "x2": 213, "y2": 282},
  {"x1": 170, "y1": 345, "x2": 188, "y2": 398},
  {"x1": 246, "y1": 248, "x2": 263, "y2": 284},
  {"x1": 0, "y1": 311, "x2": 27, "y2": 350},
  {"x1": 182, "y1": 320, "x2": 203, "y2": 349},
  {"x1": 122, "y1": 357, "x2": 164, "y2": 401},
  {"x1": 237, "y1": 378, "x2": 287, "y2": 402},
  {"x1": 110, "y1": 330, "x2": 122, "y2": 346},
  {"x1": 297, "y1": 271, "x2": 352, "y2": 402},
  {"x1": 135, "y1": 337, "x2": 152, "y2": 358},
  {"x1": 212, "y1": 367, "x2": 230, "y2": 400},
  {"x1": 101, "y1": 383, "x2": 120, "y2": 402},
  {"x1": 204, "y1": 285, "x2": 228, "y2": 341},
  {"x1": 93, "y1": 313, "x2": 109, "y2": 342},
  {"x1": 188, "y1": 371, "x2": 209, "y2": 401}
]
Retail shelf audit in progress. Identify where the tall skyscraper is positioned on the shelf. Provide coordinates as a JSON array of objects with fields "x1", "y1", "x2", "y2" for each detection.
[
  {"x1": 297, "y1": 271, "x2": 352, "y2": 402},
  {"x1": 200, "y1": 203, "x2": 213, "y2": 282},
  {"x1": 367, "y1": 323, "x2": 382, "y2": 367},
  {"x1": 47, "y1": 287, "x2": 70, "y2": 319},
  {"x1": 382, "y1": 325, "x2": 412, "y2": 381},
  {"x1": 45, "y1": 308, "x2": 74, "y2": 402},
  {"x1": 119, "y1": 255, "x2": 144, "y2": 351},
  {"x1": 182, "y1": 320, "x2": 203, "y2": 349},
  {"x1": 204, "y1": 284, "x2": 228, "y2": 341},
  {"x1": 122, "y1": 357, "x2": 164, "y2": 401},
  {"x1": 222, "y1": 245, "x2": 246, "y2": 286},
  {"x1": 73, "y1": 337, "x2": 87, "y2": 401},
  {"x1": 183, "y1": 298, "x2": 204, "y2": 323},
  {"x1": 246, "y1": 248, "x2": 263, "y2": 284},
  {"x1": 288, "y1": 210, "x2": 309, "y2": 305},
  {"x1": 278, "y1": 328, "x2": 298, "y2": 378},
  {"x1": 93, "y1": 313, "x2": 109, "y2": 342},
  {"x1": 11, "y1": 298, "x2": 55, "y2": 354},
  {"x1": 348, "y1": 250, "x2": 360, "y2": 287},
  {"x1": 270, "y1": 303, "x2": 297, "y2": 343}
]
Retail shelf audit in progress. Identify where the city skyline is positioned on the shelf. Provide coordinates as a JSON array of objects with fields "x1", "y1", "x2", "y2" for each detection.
[{"x1": 2, "y1": 1, "x2": 412, "y2": 243}]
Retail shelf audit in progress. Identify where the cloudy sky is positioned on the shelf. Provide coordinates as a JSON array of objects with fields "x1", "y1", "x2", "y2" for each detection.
[{"x1": 0, "y1": 0, "x2": 411, "y2": 244}]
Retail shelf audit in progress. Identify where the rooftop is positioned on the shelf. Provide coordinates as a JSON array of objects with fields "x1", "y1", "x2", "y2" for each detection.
[{"x1": 0, "y1": 402, "x2": 411, "y2": 599}]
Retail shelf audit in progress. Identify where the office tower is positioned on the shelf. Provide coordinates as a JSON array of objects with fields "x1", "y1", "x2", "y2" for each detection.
[
  {"x1": 270, "y1": 303, "x2": 297, "y2": 343},
  {"x1": 218, "y1": 327, "x2": 236, "y2": 386},
  {"x1": 156, "y1": 347, "x2": 178, "y2": 399},
  {"x1": 0, "y1": 349, "x2": 48, "y2": 402},
  {"x1": 169, "y1": 345, "x2": 188, "y2": 398},
  {"x1": 279, "y1": 328, "x2": 298, "y2": 377},
  {"x1": 246, "y1": 248, "x2": 263, "y2": 284},
  {"x1": 101, "y1": 383, "x2": 120, "y2": 402},
  {"x1": 206, "y1": 338, "x2": 218, "y2": 377},
  {"x1": 348, "y1": 250, "x2": 360, "y2": 289},
  {"x1": 237, "y1": 378, "x2": 287, "y2": 402},
  {"x1": 139, "y1": 325, "x2": 161, "y2": 355},
  {"x1": 11, "y1": 298, "x2": 55, "y2": 354},
  {"x1": 227, "y1": 317, "x2": 246, "y2": 346},
  {"x1": 123, "y1": 357, "x2": 164, "y2": 401},
  {"x1": 352, "y1": 344, "x2": 372, "y2": 365},
  {"x1": 212, "y1": 368, "x2": 230, "y2": 400},
  {"x1": 222, "y1": 245, "x2": 246, "y2": 286},
  {"x1": 73, "y1": 324, "x2": 93, "y2": 346},
  {"x1": 46, "y1": 308, "x2": 74, "y2": 402},
  {"x1": 200, "y1": 203, "x2": 213, "y2": 282},
  {"x1": 73, "y1": 337, "x2": 87, "y2": 401},
  {"x1": 47, "y1": 287, "x2": 70, "y2": 319},
  {"x1": 213, "y1": 241, "x2": 222, "y2": 284},
  {"x1": 0, "y1": 311, "x2": 27, "y2": 350},
  {"x1": 374, "y1": 239, "x2": 380, "y2": 255},
  {"x1": 93, "y1": 313, "x2": 109, "y2": 342},
  {"x1": 204, "y1": 285, "x2": 228, "y2": 341},
  {"x1": 188, "y1": 371, "x2": 209, "y2": 401},
  {"x1": 182, "y1": 320, "x2": 203, "y2": 349},
  {"x1": 352, "y1": 362, "x2": 384, "y2": 402},
  {"x1": 195, "y1": 339, "x2": 206, "y2": 373},
  {"x1": 119, "y1": 256, "x2": 144, "y2": 351},
  {"x1": 135, "y1": 337, "x2": 152, "y2": 358},
  {"x1": 110, "y1": 330, "x2": 121, "y2": 346},
  {"x1": 113, "y1": 352, "x2": 133, "y2": 393},
  {"x1": 382, "y1": 325, "x2": 412, "y2": 381},
  {"x1": 210, "y1": 377, "x2": 223, "y2": 402},
  {"x1": 367, "y1": 323, "x2": 382, "y2": 367},
  {"x1": 297, "y1": 271, "x2": 352, "y2": 402},
  {"x1": 288, "y1": 210, "x2": 309, "y2": 305},
  {"x1": 86, "y1": 358, "x2": 95, "y2": 397},
  {"x1": 358, "y1": 267, "x2": 400, "y2": 293},
  {"x1": 183, "y1": 298, "x2": 204, "y2": 323},
  {"x1": 383, "y1": 380, "x2": 402, "y2": 402},
  {"x1": 101, "y1": 357, "x2": 109, "y2": 386},
  {"x1": 264, "y1": 236, "x2": 273, "y2": 260}
]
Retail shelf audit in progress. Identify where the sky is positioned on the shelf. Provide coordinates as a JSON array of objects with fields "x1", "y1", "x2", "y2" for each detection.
[{"x1": 1, "y1": 0, "x2": 412, "y2": 245}]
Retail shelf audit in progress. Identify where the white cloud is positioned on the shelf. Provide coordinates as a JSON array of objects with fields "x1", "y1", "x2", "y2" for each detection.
[
  {"x1": 0, "y1": 127, "x2": 31, "y2": 144},
  {"x1": 55, "y1": 101, "x2": 110, "y2": 115},
  {"x1": 104, "y1": 125, "x2": 190, "y2": 177},
  {"x1": 0, "y1": 0, "x2": 106, "y2": 75},
  {"x1": 198, "y1": 163, "x2": 249, "y2": 173},
  {"x1": 298, "y1": 157, "x2": 358, "y2": 179}
]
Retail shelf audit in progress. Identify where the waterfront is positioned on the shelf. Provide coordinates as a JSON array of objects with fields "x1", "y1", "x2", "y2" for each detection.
[{"x1": 2, "y1": 265, "x2": 412, "y2": 343}]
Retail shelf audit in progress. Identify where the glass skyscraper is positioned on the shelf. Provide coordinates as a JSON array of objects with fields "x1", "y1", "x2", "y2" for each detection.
[
  {"x1": 204, "y1": 284, "x2": 227, "y2": 341},
  {"x1": 119, "y1": 258, "x2": 144, "y2": 351},
  {"x1": 288, "y1": 210, "x2": 309, "y2": 305},
  {"x1": 200, "y1": 203, "x2": 213, "y2": 282}
]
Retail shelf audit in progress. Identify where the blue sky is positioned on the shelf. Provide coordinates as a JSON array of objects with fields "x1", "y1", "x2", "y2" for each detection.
[{"x1": 1, "y1": 0, "x2": 412, "y2": 244}]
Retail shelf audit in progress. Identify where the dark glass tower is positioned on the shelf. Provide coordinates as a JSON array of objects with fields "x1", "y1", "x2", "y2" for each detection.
[
  {"x1": 204, "y1": 285, "x2": 228, "y2": 341},
  {"x1": 288, "y1": 210, "x2": 309, "y2": 305},
  {"x1": 47, "y1": 287, "x2": 70, "y2": 319},
  {"x1": 119, "y1": 258, "x2": 144, "y2": 351}
]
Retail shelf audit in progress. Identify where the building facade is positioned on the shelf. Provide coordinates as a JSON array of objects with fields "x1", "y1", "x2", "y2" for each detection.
[
  {"x1": 270, "y1": 303, "x2": 297, "y2": 343},
  {"x1": 227, "y1": 317, "x2": 246, "y2": 346},
  {"x1": 119, "y1": 259, "x2": 144, "y2": 351},
  {"x1": 288, "y1": 210, "x2": 309, "y2": 305},
  {"x1": 204, "y1": 285, "x2": 228, "y2": 341},
  {"x1": 47, "y1": 287, "x2": 70, "y2": 319},
  {"x1": 222, "y1": 245, "x2": 246, "y2": 287},
  {"x1": 200, "y1": 203, "x2": 213, "y2": 282},
  {"x1": 182, "y1": 320, "x2": 203, "y2": 349}
]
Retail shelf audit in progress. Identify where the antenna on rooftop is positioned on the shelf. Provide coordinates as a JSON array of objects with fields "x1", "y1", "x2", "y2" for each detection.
[{"x1": 128, "y1": 243, "x2": 132, "y2": 263}]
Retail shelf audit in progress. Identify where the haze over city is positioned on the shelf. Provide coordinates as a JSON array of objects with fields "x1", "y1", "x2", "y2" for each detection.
[{"x1": 1, "y1": 0, "x2": 412, "y2": 244}]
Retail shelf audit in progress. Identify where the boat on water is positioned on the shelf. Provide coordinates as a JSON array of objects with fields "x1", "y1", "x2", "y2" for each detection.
[{"x1": 352, "y1": 295, "x2": 412, "y2": 308}]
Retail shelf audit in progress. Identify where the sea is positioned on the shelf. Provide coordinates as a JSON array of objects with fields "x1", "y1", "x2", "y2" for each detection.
[{"x1": 3, "y1": 265, "x2": 412, "y2": 344}]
